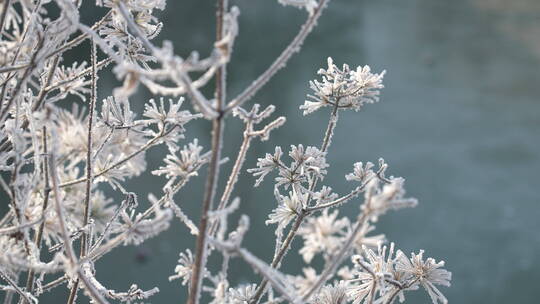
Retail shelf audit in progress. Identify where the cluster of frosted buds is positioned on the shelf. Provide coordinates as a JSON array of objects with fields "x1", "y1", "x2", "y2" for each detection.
[
  {"x1": 168, "y1": 249, "x2": 194, "y2": 286},
  {"x1": 345, "y1": 161, "x2": 377, "y2": 183},
  {"x1": 52, "y1": 62, "x2": 92, "y2": 101},
  {"x1": 313, "y1": 281, "x2": 349, "y2": 304},
  {"x1": 248, "y1": 144, "x2": 328, "y2": 189},
  {"x1": 142, "y1": 97, "x2": 203, "y2": 129},
  {"x1": 266, "y1": 188, "x2": 308, "y2": 234},
  {"x1": 297, "y1": 209, "x2": 350, "y2": 263},
  {"x1": 346, "y1": 243, "x2": 451, "y2": 304},
  {"x1": 363, "y1": 178, "x2": 418, "y2": 221},
  {"x1": 227, "y1": 284, "x2": 258, "y2": 304},
  {"x1": 152, "y1": 139, "x2": 211, "y2": 189},
  {"x1": 247, "y1": 147, "x2": 283, "y2": 187},
  {"x1": 300, "y1": 57, "x2": 386, "y2": 115},
  {"x1": 289, "y1": 267, "x2": 320, "y2": 296}
]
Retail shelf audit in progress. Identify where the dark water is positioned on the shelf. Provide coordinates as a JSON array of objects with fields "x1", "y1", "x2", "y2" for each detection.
[{"x1": 19, "y1": 0, "x2": 540, "y2": 303}]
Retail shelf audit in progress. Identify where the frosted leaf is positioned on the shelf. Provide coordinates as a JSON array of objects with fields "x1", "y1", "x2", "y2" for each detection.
[
  {"x1": 298, "y1": 209, "x2": 349, "y2": 263},
  {"x1": 350, "y1": 222, "x2": 386, "y2": 254},
  {"x1": 346, "y1": 243, "x2": 396, "y2": 304},
  {"x1": 345, "y1": 162, "x2": 375, "y2": 183},
  {"x1": 169, "y1": 249, "x2": 194, "y2": 286},
  {"x1": 288, "y1": 267, "x2": 319, "y2": 296},
  {"x1": 313, "y1": 185, "x2": 339, "y2": 205},
  {"x1": 299, "y1": 100, "x2": 325, "y2": 115},
  {"x1": 395, "y1": 250, "x2": 451, "y2": 304},
  {"x1": 363, "y1": 178, "x2": 418, "y2": 221},
  {"x1": 142, "y1": 97, "x2": 202, "y2": 128},
  {"x1": 100, "y1": 96, "x2": 138, "y2": 128},
  {"x1": 289, "y1": 145, "x2": 328, "y2": 178},
  {"x1": 152, "y1": 139, "x2": 211, "y2": 188},
  {"x1": 52, "y1": 62, "x2": 91, "y2": 101},
  {"x1": 313, "y1": 281, "x2": 349, "y2": 304},
  {"x1": 266, "y1": 189, "x2": 306, "y2": 234},
  {"x1": 228, "y1": 283, "x2": 258, "y2": 304},
  {"x1": 247, "y1": 146, "x2": 283, "y2": 186}
]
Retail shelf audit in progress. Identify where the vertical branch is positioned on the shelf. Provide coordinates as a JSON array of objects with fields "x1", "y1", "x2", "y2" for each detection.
[
  {"x1": 23, "y1": 126, "x2": 51, "y2": 302},
  {"x1": 49, "y1": 151, "x2": 109, "y2": 304},
  {"x1": 67, "y1": 39, "x2": 98, "y2": 304},
  {"x1": 82, "y1": 38, "x2": 97, "y2": 259},
  {"x1": 187, "y1": 1, "x2": 228, "y2": 304}
]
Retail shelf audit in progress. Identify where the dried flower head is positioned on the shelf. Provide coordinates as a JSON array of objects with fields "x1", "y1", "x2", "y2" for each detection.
[{"x1": 301, "y1": 57, "x2": 386, "y2": 115}]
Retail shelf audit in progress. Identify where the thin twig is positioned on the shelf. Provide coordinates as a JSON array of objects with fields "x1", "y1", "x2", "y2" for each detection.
[
  {"x1": 0, "y1": 269, "x2": 35, "y2": 304},
  {"x1": 0, "y1": 36, "x2": 45, "y2": 123},
  {"x1": 210, "y1": 126, "x2": 252, "y2": 235},
  {"x1": 0, "y1": 0, "x2": 12, "y2": 39},
  {"x1": 86, "y1": 178, "x2": 191, "y2": 262},
  {"x1": 0, "y1": 218, "x2": 43, "y2": 235},
  {"x1": 39, "y1": 275, "x2": 68, "y2": 294},
  {"x1": 187, "y1": 1, "x2": 228, "y2": 303},
  {"x1": 225, "y1": 0, "x2": 330, "y2": 113},
  {"x1": 43, "y1": 10, "x2": 113, "y2": 61},
  {"x1": 59, "y1": 126, "x2": 177, "y2": 188},
  {"x1": 49, "y1": 152, "x2": 110, "y2": 304},
  {"x1": 67, "y1": 39, "x2": 98, "y2": 304},
  {"x1": 22, "y1": 127, "x2": 51, "y2": 302},
  {"x1": 0, "y1": 63, "x2": 30, "y2": 74}
]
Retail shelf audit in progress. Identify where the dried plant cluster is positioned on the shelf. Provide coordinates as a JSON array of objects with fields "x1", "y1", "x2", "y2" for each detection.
[{"x1": 0, "y1": 0, "x2": 451, "y2": 304}]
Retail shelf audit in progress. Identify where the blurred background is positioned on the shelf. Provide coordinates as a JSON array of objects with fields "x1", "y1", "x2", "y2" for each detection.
[{"x1": 18, "y1": 0, "x2": 540, "y2": 303}]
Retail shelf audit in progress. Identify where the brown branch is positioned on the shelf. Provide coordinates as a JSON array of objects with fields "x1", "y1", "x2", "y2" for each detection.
[{"x1": 187, "y1": 1, "x2": 228, "y2": 303}]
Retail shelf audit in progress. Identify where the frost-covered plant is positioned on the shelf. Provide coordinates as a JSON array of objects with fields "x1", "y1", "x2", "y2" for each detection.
[{"x1": 0, "y1": 1, "x2": 451, "y2": 304}]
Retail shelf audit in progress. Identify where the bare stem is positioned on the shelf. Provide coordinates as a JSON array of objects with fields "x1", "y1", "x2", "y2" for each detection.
[
  {"x1": 187, "y1": 1, "x2": 228, "y2": 303},
  {"x1": 67, "y1": 39, "x2": 98, "y2": 304},
  {"x1": 22, "y1": 127, "x2": 51, "y2": 302},
  {"x1": 209, "y1": 128, "x2": 252, "y2": 236}
]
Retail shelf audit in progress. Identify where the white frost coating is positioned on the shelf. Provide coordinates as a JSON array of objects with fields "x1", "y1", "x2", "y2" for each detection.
[
  {"x1": 278, "y1": 0, "x2": 319, "y2": 15},
  {"x1": 0, "y1": 1, "x2": 451, "y2": 303}
]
